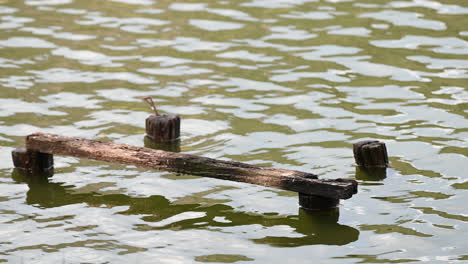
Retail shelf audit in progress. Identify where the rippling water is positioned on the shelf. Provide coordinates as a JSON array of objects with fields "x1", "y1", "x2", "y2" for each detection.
[{"x1": 1, "y1": 0, "x2": 467, "y2": 263}]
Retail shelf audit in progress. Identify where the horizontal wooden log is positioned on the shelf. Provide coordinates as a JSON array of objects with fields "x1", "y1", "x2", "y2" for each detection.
[{"x1": 25, "y1": 133, "x2": 358, "y2": 199}]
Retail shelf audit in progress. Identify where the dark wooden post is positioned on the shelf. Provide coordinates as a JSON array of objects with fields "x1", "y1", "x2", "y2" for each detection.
[
  {"x1": 11, "y1": 147, "x2": 54, "y2": 177},
  {"x1": 353, "y1": 140, "x2": 388, "y2": 180},
  {"x1": 353, "y1": 140, "x2": 388, "y2": 168},
  {"x1": 143, "y1": 97, "x2": 180, "y2": 144},
  {"x1": 299, "y1": 193, "x2": 339, "y2": 210},
  {"x1": 298, "y1": 175, "x2": 341, "y2": 210},
  {"x1": 145, "y1": 113, "x2": 180, "y2": 143}
]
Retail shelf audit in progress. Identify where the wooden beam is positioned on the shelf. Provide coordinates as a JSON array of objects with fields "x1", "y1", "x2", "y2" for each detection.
[{"x1": 25, "y1": 133, "x2": 358, "y2": 199}]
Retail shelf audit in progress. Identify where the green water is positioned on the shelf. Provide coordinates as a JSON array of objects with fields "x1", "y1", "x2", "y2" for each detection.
[{"x1": 0, "y1": 0, "x2": 467, "y2": 263}]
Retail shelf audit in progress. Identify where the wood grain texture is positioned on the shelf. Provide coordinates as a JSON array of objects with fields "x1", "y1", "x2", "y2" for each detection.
[
  {"x1": 26, "y1": 133, "x2": 358, "y2": 199},
  {"x1": 11, "y1": 147, "x2": 53, "y2": 176},
  {"x1": 145, "y1": 114, "x2": 180, "y2": 143},
  {"x1": 353, "y1": 141, "x2": 389, "y2": 168}
]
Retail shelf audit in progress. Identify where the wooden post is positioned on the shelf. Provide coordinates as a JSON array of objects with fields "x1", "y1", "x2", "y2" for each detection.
[
  {"x1": 25, "y1": 133, "x2": 358, "y2": 200},
  {"x1": 353, "y1": 140, "x2": 388, "y2": 180},
  {"x1": 143, "y1": 97, "x2": 180, "y2": 143},
  {"x1": 145, "y1": 114, "x2": 180, "y2": 143},
  {"x1": 353, "y1": 140, "x2": 388, "y2": 168},
  {"x1": 298, "y1": 175, "x2": 347, "y2": 210},
  {"x1": 299, "y1": 194, "x2": 339, "y2": 210},
  {"x1": 11, "y1": 147, "x2": 53, "y2": 177}
]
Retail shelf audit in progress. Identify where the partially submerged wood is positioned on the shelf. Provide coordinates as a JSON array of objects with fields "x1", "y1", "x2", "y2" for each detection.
[
  {"x1": 143, "y1": 96, "x2": 180, "y2": 143},
  {"x1": 11, "y1": 147, "x2": 53, "y2": 177},
  {"x1": 299, "y1": 193, "x2": 339, "y2": 210},
  {"x1": 26, "y1": 133, "x2": 358, "y2": 199},
  {"x1": 353, "y1": 140, "x2": 388, "y2": 168},
  {"x1": 298, "y1": 174, "x2": 340, "y2": 210},
  {"x1": 145, "y1": 114, "x2": 180, "y2": 143}
]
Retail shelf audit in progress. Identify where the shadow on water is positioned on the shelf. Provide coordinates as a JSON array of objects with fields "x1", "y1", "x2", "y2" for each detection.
[{"x1": 12, "y1": 169, "x2": 359, "y2": 247}]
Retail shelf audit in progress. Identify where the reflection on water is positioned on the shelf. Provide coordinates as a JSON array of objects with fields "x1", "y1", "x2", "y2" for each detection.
[
  {"x1": 143, "y1": 135, "x2": 181, "y2": 152},
  {"x1": 253, "y1": 208, "x2": 359, "y2": 247},
  {"x1": 14, "y1": 170, "x2": 358, "y2": 248},
  {"x1": 1, "y1": 0, "x2": 467, "y2": 262},
  {"x1": 355, "y1": 167, "x2": 386, "y2": 181}
]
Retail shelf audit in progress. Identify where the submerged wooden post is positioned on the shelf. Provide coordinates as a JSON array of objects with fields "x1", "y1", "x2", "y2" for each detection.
[
  {"x1": 24, "y1": 133, "x2": 358, "y2": 202},
  {"x1": 299, "y1": 194, "x2": 339, "y2": 210},
  {"x1": 298, "y1": 175, "x2": 341, "y2": 210},
  {"x1": 143, "y1": 97, "x2": 180, "y2": 144},
  {"x1": 11, "y1": 147, "x2": 53, "y2": 177},
  {"x1": 353, "y1": 140, "x2": 388, "y2": 168},
  {"x1": 353, "y1": 140, "x2": 388, "y2": 180}
]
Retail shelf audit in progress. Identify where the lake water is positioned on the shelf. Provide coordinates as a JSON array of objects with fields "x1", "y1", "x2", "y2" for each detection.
[{"x1": 1, "y1": 0, "x2": 467, "y2": 263}]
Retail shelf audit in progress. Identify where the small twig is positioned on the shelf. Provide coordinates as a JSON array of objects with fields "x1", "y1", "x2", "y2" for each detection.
[{"x1": 142, "y1": 97, "x2": 159, "y2": 116}]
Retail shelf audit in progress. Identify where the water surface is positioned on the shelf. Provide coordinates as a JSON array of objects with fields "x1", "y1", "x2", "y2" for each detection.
[{"x1": 0, "y1": 0, "x2": 467, "y2": 263}]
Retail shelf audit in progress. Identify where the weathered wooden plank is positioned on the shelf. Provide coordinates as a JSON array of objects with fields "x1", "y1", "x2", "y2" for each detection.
[{"x1": 25, "y1": 133, "x2": 358, "y2": 199}]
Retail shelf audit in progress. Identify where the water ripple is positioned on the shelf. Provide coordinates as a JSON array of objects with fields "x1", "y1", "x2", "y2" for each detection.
[
  {"x1": 1, "y1": 0, "x2": 467, "y2": 263},
  {"x1": 371, "y1": 35, "x2": 468, "y2": 54},
  {"x1": 0, "y1": 37, "x2": 56, "y2": 48},
  {"x1": 360, "y1": 10, "x2": 446, "y2": 30}
]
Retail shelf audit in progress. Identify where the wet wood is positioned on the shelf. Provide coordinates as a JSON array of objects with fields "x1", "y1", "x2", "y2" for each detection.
[
  {"x1": 145, "y1": 114, "x2": 180, "y2": 143},
  {"x1": 11, "y1": 147, "x2": 53, "y2": 175},
  {"x1": 353, "y1": 140, "x2": 388, "y2": 168},
  {"x1": 25, "y1": 133, "x2": 358, "y2": 199},
  {"x1": 299, "y1": 193, "x2": 339, "y2": 210}
]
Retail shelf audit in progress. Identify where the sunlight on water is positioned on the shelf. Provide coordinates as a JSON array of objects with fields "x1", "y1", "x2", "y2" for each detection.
[{"x1": 0, "y1": 0, "x2": 467, "y2": 263}]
